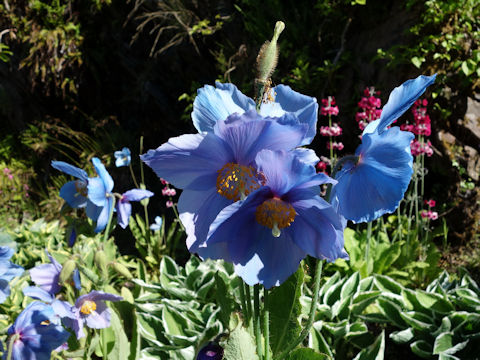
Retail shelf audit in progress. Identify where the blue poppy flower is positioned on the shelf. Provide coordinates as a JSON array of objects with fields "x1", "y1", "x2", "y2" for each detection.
[
  {"x1": 192, "y1": 82, "x2": 318, "y2": 145},
  {"x1": 51, "y1": 161, "x2": 89, "y2": 208},
  {"x1": 22, "y1": 287, "x2": 75, "y2": 325},
  {"x1": 197, "y1": 342, "x2": 224, "y2": 360},
  {"x1": 0, "y1": 246, "x2": 24, "y2": 304},
  {"x1": 141, "y1": 111, "x2": 311, "y2": 257},
  {"x1": 87, "y1": 157, "x2": 114, "y2": 233},
  {"x1": 205, "y1": 150, "x2": 347, "y2": 288},
  {"x1": 150, "y1": 216, "x2": 163, "y2": 231},
  {"x1": 116, "y1": 189, "x2": 154, "y2": 228},
  {"x1": 114, "y1": 147, "x2": 131, "y2": 167},
  {"x1": 6, "y1": 301, "x2": 70, "y2": 360},
  {"x1": 63, "y1": 291, "x2": 122, "y2": 339},
  {"x1": 29, "y1": 251, "x2": 81, "y2": 295},
  {"x1": 331, "y1": 75, "x2": 436, "y2": 223}
]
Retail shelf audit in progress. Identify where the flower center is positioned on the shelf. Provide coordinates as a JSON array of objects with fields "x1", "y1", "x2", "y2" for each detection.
[
  {"x1": 75, "y1": 180, "x2": 88, "y2": 197},
  {"x1": 80, "y1": 300, "x2": 97, "y2": 315},
  {"x1": 255, "y1": 198, "x2": 296, "y2": 237},
  {"x1": 216, "y1": 163, "x2": 261, "y2": 201}
]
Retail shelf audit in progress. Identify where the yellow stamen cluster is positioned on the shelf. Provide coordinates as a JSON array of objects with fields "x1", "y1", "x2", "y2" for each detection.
[
  {"x1": 216, "y1": 163, "x2": 260, "y2": 201},
  {"x1": 75, "y1": 180, "x2": 88, "y2": 197},
  {"x1": 255, "y1": 198, "x2": 296, "y2": 235},
  {"x1": 80, "y1": 300, "x2": 97, "y2": 315}
]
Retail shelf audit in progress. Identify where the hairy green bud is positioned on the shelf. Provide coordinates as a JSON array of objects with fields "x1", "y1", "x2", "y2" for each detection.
[
  {"x1": 59, "y1": 259, "x2": 76, "y2": 285},
  {"x1": 256, "y1": 21, "x2": 285, "y2": 84},
  {"x1": 111, "y1": 262, "x2": 133, "y2": 279}
]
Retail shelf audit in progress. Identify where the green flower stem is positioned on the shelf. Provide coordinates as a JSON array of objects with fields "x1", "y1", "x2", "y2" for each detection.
[
  {"x1": 6, "y1": 334, "x2": 19, "y2": 360},
  {"x1": 365, "y1": 221, "x2": 372, "y2": 265},
  {"x1": 255, "y1": 81, "x2": 266, "y2": 112},
  {"x1": 103, "y1": 195, "x2": 116, "y2": 243},
  {"x1": 254, "y1": 284, "x2": 263, "y2": 359},
  {"x1": 128, "y1": 163, "x2": 140, "y2": 189},
  {"x1": 102, "y1": 328, "x2": 108, "y2": 358},
  {"x1": 397, "y1": 204, "x2": 403, "y2": 243},
  {"x1": 263, "y1": 288, "x2": 270, "y2": 360},
  {"x1": 245, "y1": 284, "x2": 253, "y2": 331},
  {"x1": 239, "y1": 280, "x2": 249, "y2": 324},
  {"x1": 140, "y1": 136, "x2": 145, "y2": 185},
  {"x1": 275, "y1": 260, "x2": 324, "y2": 360},
  {"x1": 328, "y1": 114, "x2": 334, "y2": 161}
]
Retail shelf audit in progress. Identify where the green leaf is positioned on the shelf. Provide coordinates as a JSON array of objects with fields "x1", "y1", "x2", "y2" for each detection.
[
  {"x1": 223, "y1": 325, "x2": 259, "y2": 360},
  {"x1": 268, "y1": 266, "x2": 304, "y2": 355},
  {"x1": 310, "y1": 322, "x2": 334, "y2": 358},
  {"x1": 373, "y1": 242, "x2": 401, "y2": 274},
  {"x1": 389, "y1": 328, "x2": 414, "y2": 344},
  {"x1": 461, "y1": 59, "x2": 477, "y2": 76},
  {"x1": 433, "y1": 332, "x2": 453, "y2": 354},
  {"x1": 411, "y1": 56, "x2": 425, "y2": 68},
  {"x1": 286, "y1": 348, "x2": 332, "y2": 360},
  {"x1": 107, "y1": 309, "x2": 131, "y2": 360},
  {"x1": 374, "y1": 275, "x2": 403, "y2": 294},
  {"x1": 377, "y1": 298, "x2": 407, "y2": 327},
  {"x1": 215, "y1": 272, "x2": 235, "y2": 328},
  {"x1": 341, "y1": 272, "x2": 360, "y2": 300},
  {"x1": 415, "y1": 290, "x2": 454, "y2": 313},
  {"x1": 410, "y1": 340, "x2": 432, "y2": 358},
  {"x1": 353, "y1": 330, "x2": 385, "y2": 360},
  {"x1": 400, "y1": 311, "x2": 434, "y2": 331}
]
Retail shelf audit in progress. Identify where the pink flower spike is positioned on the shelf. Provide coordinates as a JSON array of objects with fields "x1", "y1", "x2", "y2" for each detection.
[
  {"x1": 166, "y1": 201, "x2": 174, "y2": 208},
  {"x1": 430, "y1": 211, "x2": 438, "y2": 220},
  {"x1": 161, "y1": 188, "x2": 169, "y2": 196},
  {"x1": 160, "y1": 178, "x2": 169, "y2": 185}
]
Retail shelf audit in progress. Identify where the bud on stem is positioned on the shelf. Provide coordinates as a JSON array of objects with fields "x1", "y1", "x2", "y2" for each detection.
[{"x1": 255, "y1": 21, "x2": 285, "y2": 111}]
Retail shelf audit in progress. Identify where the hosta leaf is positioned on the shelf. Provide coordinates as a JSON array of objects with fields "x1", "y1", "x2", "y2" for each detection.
[
  {"x1": 389, "y1": 328, "x2": 414, "y2": 344},
  {"x1": 353, "y1": 330, "x2": 385, "y2": 360},
  {"x1": 223, "y1": 325, "x2": 259, "y2": 360},
  {"x1": 286, "y1": 348, "x2": 332, "y2": 360},
  {"x1": 415, "y1": 290, "x2": 454, "y2": 313},
  {"x1": 410, "y1": 340, "x2": 432, "y2": 358}
]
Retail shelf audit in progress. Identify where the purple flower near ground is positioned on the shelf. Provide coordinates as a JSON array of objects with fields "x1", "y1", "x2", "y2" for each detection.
[
  {"x1": 206, "y1": 150, "x2": 347, "y2": 288},
  {"x1": 141, "y1": 111, "x2": 312, "y2": 257},
  {"x1": 86, "y1": 157, "x2": 114, "y2": 233},
  {"x1": 51, "y1": 161, "x2": 89, "y2": 209},
  {"x1": 197, "y1": 342, "x2": 224, "y2": 360},
  {"x1": 116, "y1": 189, "x2": 154, "y2": 228},
  {"x1": 22, "y1": 287, "x2": 75, "y2": 325},
  {"x1": 30, "y1": 251, "x2": 81, "y2": 295},
  {"x1": 6, "y1": 301, "x2": 70, "y2": 360},
  {"x1": 331, "y1": 75, "x2": 436, "y2": 223},
  {"x1": 64, "y1": 290, "x2": 122, "y2": 339},
  {"x1": 0, "y1": 246, "x2": 24, "y2": 303}
]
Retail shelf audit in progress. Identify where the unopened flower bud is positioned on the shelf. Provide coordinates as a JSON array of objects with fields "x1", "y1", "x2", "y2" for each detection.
[
  {"x1": 59, "y1": 259, "x2": 76, "y2": 285},
  {"x1": 256, "y1": 21, "x2": 285, "y2": 84},
  {"x1": 110, "y1": 262, "x2": 133, "y2": 279},
  {"x1": 94, "y1": 250, "x2": 108, "y2": 275}
]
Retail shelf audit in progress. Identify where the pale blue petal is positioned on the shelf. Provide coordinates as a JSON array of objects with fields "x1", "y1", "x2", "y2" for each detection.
[
  {"x1": 333, "y1": 128, "x2": 414, "y2": 223},
  {"x1": 377, "y1": 74, "x2": 436, "y2": 134},
  {"x1": 0, "y1": 246, "x2": 13, "y2": 261},
  {"x1": 141, "y1": 133, "x2": 233, "y2": 190},
  {"x1": 192, "y1": 82, "x2": 255, "y2": 133},
  {"x1": 51, "y1": 161, "x2": 88, "y2": 181},
  {"x1": 91, "y1": 157, "x2": 114, "y2": 192},
  {"x1": 291, "y1": 148, "x2": 320, "y2": 167},
  {"x1": 122, "y1": 189, "x2": 154, "y2": 202},
  {"x1": 86, "y1": 200, "x2": 101, "y2": 222},
  {"x1": 60, "y1": 180, "x2": 87, "y2": 208},
  {"x1": 94, "y1": 197, "x2": 113, "y2": 233},
  {"x1": 23, "y1": 286, "x2": 55, "y2": 303},
  {"x1": 116, "y1": 201, "x2": 131, "y2": 229}
]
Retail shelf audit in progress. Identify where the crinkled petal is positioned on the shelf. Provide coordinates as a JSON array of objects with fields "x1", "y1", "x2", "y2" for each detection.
[
  {"x1": 91, "y1": 157, "x2": 114, "y2": 192},
  {"x1": 192, "y1": 82, "x2": 255, "y2": 132},
  {"x1": 29, "y1": 264, "x2": 61, "y2": 294},
  {"x1": 122, "y1": 189, "x2": 154, "y2": 202},
  {"x1": 291, "y1": 148, "x2": 320, "y2": 167},
  {"x1": 116, "y1": 201, "x2": 132, "y2": 229},
  {"x1": 376, "y1": 74, "x2": 436, "y2": 134},
  {"x1": 214, "y1": 111, "x2": 307, "y2": 165},
  {"x1": 178, "y1": 188, "x2": 231, "y2": 255},
  {"x1": 51, "y1": 300, "x2": 76, "y2": 319},
  {"x1": 333, "y1": 127, "x2": 414, "y2": 223},
  {"x1": 85, "y1": 302, "x2": 110, "y2": 329},
  {"x1": 51, "y1": 161, "x2": 88, "y2": 181},
  {"x1": 261, "y1": 84, "x2": 319, "y2": 145},
  {"x1": 59, "y1": 180, "x2": 87, "y2": 208},
  {"x1": 87, "y1": 177, "x2": 108, "y2": 207},
  {"x1": 141, "y1": 133, "x2": 233, "y2": 190},
  {"x1": 289, "y1": 198, "x2": 348, "y2": 261}
]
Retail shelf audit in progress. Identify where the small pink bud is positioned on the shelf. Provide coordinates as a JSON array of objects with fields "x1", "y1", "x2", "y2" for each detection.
[{"x1": 166, "y1": 201, "x2": 174, "y2": 208}]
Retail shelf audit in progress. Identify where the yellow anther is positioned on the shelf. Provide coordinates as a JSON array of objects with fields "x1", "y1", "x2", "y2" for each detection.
[
  {"x1": 255, "y1": 198, "x2": 296, "y2": 232},
  {"x1": 216, "y1": 163, "x2": 261, "y2": 201},
  {"x1": 80, "y1": 300, "x2": 97, "y2": 315}
]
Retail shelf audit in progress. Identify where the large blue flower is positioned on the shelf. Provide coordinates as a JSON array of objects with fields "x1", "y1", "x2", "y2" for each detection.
[
  {"x1": 6, "y1": 301, "x2": 70, "y2": 360},
  {"x1": 51, "y1": 161, "x2": 89, "y2": 208},
  {"x1": 205, "y1": 150, "x2": 347, "y2": 289},
  {"x1": 0, "y1": 246, "x2": 23, "y2": 304},
  {"x1": 87, "y1": 157, "x2": 114, "y2": 233},
  {"x1": 331, "y1": 74, "x2": 436, "y2": 223},
  {"x1": 192, "y1": 82, "x2": 318, "y2": 145},
  {"x1": 141, "y1": 111, "x2": 311, "y2": 256}
]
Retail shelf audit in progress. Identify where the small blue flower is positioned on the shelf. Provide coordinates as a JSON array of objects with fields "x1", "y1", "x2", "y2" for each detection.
[
  {"x1": 87, "y1": 157, "x2": 114, "y2": 233},
  {"x1": 0, "y1": 246, "x2": 24, "y2": 304},
  {"x1": 116, "y1": 189, "x2": 154, "y2": 228},
  {"x1": 22, "y1": 287, "x2": 75, "y2": 325},
  {"x1": 192, "y1": 82, "x2": 318, "y2": 145},
  {"x1": 114, "y1": 147, "x2": 131, "y2": 167},
  {"x1": 6, "y1": 301, "x2": 70, "y2": 360},
  {"x1": 150, "y1": 216, "x2": 163, "y2": 231},
  {"x1": 332, "y1": 75, "x2": 436, "y2": 223},
  {"x1": 51, "y1": 161, "x2": 89, "y2": 208},
  {"x1": 142, "y1": 111, "x2": 311, "y2": 256},
  {"x1": 197, "y1": 342, "x2": 224, "y2": 360},
  {"x1": 205, "y1": 150, "x2": 347, "y2": 288},
  {"x1": 63, "y1": 290, "x2": 122, "y2": 339}
]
